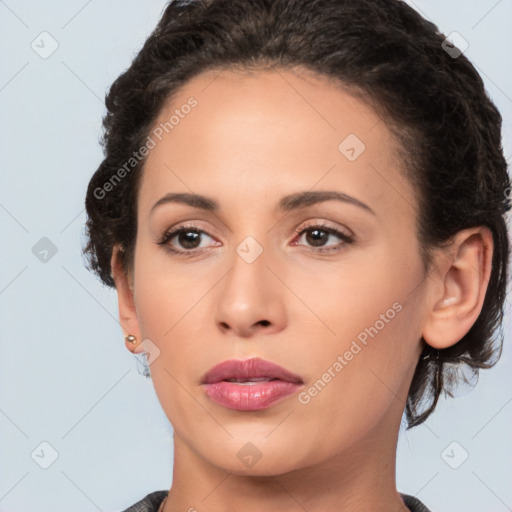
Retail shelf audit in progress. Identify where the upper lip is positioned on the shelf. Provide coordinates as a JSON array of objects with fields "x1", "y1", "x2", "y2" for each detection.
[{"x1": 201, "y1": 357, "x2": 303, "y2": 384}]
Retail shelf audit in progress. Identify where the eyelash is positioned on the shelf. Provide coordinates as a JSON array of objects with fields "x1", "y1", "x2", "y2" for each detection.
[{"x1": 157, "y1": 221, "x2": 354, "y2": 257}]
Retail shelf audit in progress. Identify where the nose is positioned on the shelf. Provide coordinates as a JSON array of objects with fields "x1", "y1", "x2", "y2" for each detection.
[{"x1": 214, "y1": 246, "x2": 287, "y2": 338}]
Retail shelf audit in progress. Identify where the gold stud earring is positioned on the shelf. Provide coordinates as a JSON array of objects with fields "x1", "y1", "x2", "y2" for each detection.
[{"x1": 125, "y1": 334, "x2": 137, "y2": 344}]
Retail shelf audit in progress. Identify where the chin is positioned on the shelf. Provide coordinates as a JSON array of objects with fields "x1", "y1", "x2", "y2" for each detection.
[{"x1": 197, "y1": 436, "x2": 309, "y2": 478}]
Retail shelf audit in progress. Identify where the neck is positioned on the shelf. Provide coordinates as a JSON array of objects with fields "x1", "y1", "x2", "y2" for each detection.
[{"x1": 162, "y1": 405, "x2": 409, "y2": 512}]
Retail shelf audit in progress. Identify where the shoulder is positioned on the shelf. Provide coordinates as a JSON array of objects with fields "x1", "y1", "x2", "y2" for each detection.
[
  {"x1": 400, "y1": 493, "x2": 433, "y2": 512},
  {"x1": 118, "y1": 490, "x2": 168, "y2": 512}
]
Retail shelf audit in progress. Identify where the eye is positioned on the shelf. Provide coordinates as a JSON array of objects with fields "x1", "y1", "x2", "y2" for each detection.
[
  {"x1": 292, "y1": 222, "x2": 354, "y2": 253},
  {"x1": 157, "y1": 224, "x2": 218, "y2": 256},
  {"x1": 157, "y1": 221, "x2": 354, "y2": 257}
]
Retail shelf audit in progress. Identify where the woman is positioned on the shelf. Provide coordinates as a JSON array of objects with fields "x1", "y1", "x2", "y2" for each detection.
[{"x1": 84, "y1": 0, "x2": 510, "y2": 510}]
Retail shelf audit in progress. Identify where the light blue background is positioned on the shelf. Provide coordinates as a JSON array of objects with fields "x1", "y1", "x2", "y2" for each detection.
[{"x1": 1, "y1": 1, "x2": 511, "y2": 511}]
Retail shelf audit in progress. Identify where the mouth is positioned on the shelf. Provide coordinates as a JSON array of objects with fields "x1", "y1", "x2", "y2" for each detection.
[
  {"x1": 201, "y1": 357, "x2": 304, "y2": 410},
  {"x1": 201, "y1": 356, "x2": 303, "y2": 384},
  {"x1": 223, "y1": 377, "x2": 279, "y2": 384}
]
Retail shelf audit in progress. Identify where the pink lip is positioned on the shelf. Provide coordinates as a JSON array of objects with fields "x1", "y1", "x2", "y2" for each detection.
[{"x1": 201, "y1": 357, "x2": 303, "y2": 411}]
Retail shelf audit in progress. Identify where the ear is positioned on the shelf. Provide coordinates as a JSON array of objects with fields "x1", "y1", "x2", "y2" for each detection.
[
  {"x1": 422, "y1": 227, "x2": 494, "y2": 349},
  {"x1": 111, "y1": 245, "x2": 141, "y2": 354}
]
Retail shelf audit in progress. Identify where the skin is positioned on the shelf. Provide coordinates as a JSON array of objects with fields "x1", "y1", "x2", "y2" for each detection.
[{"x1": 111, "y1": 66, "x2": 493, "y2": 512}]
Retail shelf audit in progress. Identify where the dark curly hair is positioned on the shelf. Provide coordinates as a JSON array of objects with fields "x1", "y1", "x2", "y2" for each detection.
[{"x1": 84, "y1": 0, "x2": 511, "y2": 428}]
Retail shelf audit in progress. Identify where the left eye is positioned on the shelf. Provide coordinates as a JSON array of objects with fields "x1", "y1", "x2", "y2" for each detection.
[{"x1": 293, "y1": 225, "x2": 353, "y2": 250}]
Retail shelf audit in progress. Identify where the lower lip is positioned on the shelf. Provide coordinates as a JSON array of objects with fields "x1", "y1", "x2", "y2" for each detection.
[{"x1": 203, "y1": 380, "x2": 302, "y2": 410}]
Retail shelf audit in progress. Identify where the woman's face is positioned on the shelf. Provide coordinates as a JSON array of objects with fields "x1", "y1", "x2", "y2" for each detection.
[{"x1": 126, "y1": 67, "x2": 430, "y2": 475}]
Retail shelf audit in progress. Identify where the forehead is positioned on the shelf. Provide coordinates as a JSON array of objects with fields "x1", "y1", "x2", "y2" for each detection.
[{"x1": 138, "y1": 66, "x2": 416, "y2": 220}]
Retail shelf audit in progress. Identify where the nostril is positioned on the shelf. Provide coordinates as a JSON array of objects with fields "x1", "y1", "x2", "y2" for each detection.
[{"x1": 258, "y1": 320, "x2": 270, "y2": 327}]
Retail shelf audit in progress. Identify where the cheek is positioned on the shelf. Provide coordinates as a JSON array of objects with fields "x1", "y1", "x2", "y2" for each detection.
[
  {"x1": 131, "y1": 239, "x2": 209, "y2": 335},
  {"x1": 131, "y1": 243, "x2": 220, "y2": 390},
  {"x1": 289, "y1": 299, "x2": 423, "y2": 460},
  {"x1": 290, "y1": 245, "x2": 424, "y2": 403},
  {"x1": 284, "y1": 246, "x2": 412, "y2": 343}
]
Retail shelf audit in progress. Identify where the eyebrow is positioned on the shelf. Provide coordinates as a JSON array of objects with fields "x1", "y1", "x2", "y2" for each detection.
[{"x1": 150, "y1": 190, "x2": 375, "y2": 216}]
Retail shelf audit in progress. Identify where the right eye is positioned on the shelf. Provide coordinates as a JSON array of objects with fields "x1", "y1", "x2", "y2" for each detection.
[{"x1": 157, "y1": 224, "x2": 219, "y2": 256}]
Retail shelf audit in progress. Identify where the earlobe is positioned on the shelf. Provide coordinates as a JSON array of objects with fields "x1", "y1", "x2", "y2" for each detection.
[
  {"x1": 422, "y1": 227, "x2": 493, "y2": 350},
  {"x1": 110, "y1": 245, "x2": 141, "y2": 353}
]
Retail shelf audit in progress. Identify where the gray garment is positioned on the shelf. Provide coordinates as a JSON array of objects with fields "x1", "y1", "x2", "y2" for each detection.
[
  {"x1": 120, "y1": 490, "x2": 432, "y2": 511},
  {"x1": 401, "y1": 493, "x2": 433, "y2": 512},
  {"x1": 121, "y1": 491, "x2": 167, "y2": 512}
]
